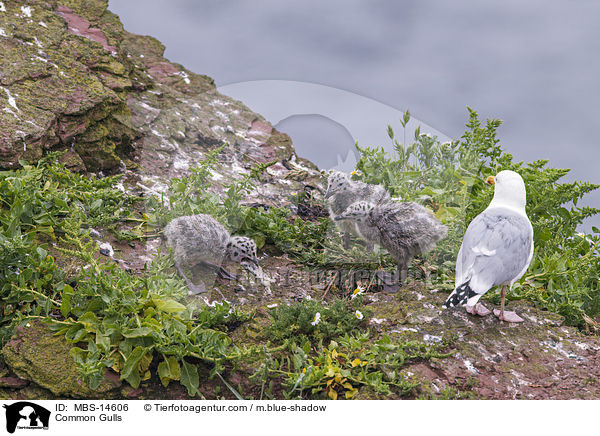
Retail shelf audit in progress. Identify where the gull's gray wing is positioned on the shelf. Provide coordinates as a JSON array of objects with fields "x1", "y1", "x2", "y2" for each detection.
[{"x1": 455, "y1": 207, "x2": 533, "y2": 294}]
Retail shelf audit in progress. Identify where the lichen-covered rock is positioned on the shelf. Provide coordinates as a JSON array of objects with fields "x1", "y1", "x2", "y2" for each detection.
[
  {"x1": 0, "y1": 0, "x2": 322, "y2": 207},
  {"x1": 122, "y1": 32, "x2": 318, "y2": 207},
  {"x1": 0, "y1": 376, "x2": 29, "y2": 389},
  {"x1": 365, "y1": 285, "x2": 600, "y2": 399},
  {"x1": 0, "y1": 0, "x2": 138, "y2": 171},
  {"x1": 1, "y1": 321, "x2": 120, "y2": 398}
]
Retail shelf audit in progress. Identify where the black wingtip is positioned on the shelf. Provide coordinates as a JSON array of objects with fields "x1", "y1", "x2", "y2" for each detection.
[{"x1": 444, "y1": 282, "x2": 477, "y2": 308}]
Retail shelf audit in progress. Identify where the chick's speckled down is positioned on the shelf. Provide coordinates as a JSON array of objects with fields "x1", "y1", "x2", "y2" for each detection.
[
  {"x1": 371, "y1": 202, "x2": 447, "y2": 260},
  {"x1": 336, "y1": 200, "x2": 447, "y2": 283},
  {"x1": 326, "y1": 171, "x2": 391, "y2": 242},
  {"x1": 164, "y1": 214, "x2": 230, "y2": 268}
]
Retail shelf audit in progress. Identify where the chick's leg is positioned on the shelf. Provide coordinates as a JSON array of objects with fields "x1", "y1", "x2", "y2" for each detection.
[
  {"x1": 175, "y1": 263, "x2": 207, "y2": 294},
  {"x1": 343, "y1": 232, "x2": 352, "y2": 249},
  {"x1": 396, "y1": 253, "x2": 409, "y2": 285},
  {"x1": 197, "y1": 260, "x2": 238, "y2": 281}
]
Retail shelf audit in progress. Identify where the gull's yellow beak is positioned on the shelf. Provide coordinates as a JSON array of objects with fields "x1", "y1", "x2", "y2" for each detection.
[{"x1": 485, "y1": 176, "x2": 496, "y2": 185}]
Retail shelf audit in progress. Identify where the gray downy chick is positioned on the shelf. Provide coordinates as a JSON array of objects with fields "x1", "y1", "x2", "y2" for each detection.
[
  {"x1": 335, "y1": 201, "x2": 447, "y2": 284},
  {"x1": 325, "y1": 170, "x2": 391, "y2": 249},
  {"x1": 164, "y1": 214, "x2": 259, "y2": 294}
]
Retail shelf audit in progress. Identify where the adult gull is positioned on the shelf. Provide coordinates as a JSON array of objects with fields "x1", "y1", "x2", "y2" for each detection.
[{"x1": 443, "y1": 170, "x2": 534, "y2": 323}]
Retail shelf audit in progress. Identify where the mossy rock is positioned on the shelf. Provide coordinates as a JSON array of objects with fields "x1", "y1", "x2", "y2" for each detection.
[
  {"x1": 57, "y1": 0, "x2": 109, "y2": 22},
  {"x1": 265, "y1": 129, "x2": 295, "y2": 161},
  {"x1": 57, "y1": 147, "x2": 87, "y2": 172},
  {"x1": 1, "y1": 320, "x2": 120, "y2": 399}
]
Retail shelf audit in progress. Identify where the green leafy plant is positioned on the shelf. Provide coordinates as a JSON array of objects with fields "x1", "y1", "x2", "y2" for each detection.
[
  {"x1": 274, "y1": 332, "x2": 452, "y2": 399},
  {"x1": 0, "y1": 153, "x2": 138, "y2": 345},
  {"x1": 51, "y1": 218, "x2": 255, "y2": 393},
  {"x1": 266, "y1": 298, "x2": 371, "y2": 347},
  {"x1": 0, "y1": 154, "x2": 262, "y2": 394}
]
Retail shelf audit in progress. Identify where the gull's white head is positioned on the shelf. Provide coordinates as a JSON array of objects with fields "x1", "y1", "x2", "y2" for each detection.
[{"x1": 486, "y1": 170, "x2": 527, "y2": 212}]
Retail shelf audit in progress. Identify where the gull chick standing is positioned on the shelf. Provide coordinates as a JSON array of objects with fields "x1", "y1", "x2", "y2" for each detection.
[
  {"x1": 164, "y1": 214, "x2": 259, "y2": 295},
  {"x1": 325, "y1": 170, "x2": 391, "y2": 249},
  {"x1": 443, "y1": 170, "x2": 533, "y2": 323}
]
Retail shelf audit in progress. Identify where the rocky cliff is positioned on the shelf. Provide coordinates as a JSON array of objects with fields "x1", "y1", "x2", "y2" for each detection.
[
  {"x1": 0, "y1": 0, "x2": 318, "y2": 199},
  {"x1": 1, "y1": 0, "x2": 599, "y2": 400}
]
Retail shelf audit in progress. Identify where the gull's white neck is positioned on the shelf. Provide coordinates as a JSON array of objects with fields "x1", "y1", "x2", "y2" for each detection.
[{"x1": 485, "y1": 187, "x2": 529, "y2": 218}]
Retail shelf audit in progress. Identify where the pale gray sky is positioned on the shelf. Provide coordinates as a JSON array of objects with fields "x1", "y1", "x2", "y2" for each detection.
[{"x1": 109, "y1": 0, "x2": 600, "y2": 228}]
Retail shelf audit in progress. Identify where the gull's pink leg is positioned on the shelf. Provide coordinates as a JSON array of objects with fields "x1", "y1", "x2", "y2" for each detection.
[{"x1": 493, "y1": 285, "x2": 524, "y2": 323}]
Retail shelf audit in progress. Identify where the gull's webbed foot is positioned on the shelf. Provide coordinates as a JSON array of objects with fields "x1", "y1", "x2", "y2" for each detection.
[{"x1": 493, "y1": 309, "x2": 524, "y2": 323}]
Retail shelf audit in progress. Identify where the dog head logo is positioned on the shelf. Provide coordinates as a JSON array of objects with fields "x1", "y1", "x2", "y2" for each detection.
[{"x1": 3, "y1": 402, "x2": 50, "y2": 433}]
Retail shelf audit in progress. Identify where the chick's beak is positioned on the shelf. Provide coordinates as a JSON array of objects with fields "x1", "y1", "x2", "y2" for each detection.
[
  {"x1": 485, "y1": 176, "x2": 496, "y2": 185},
  {"x1": 324, "y1": 190, "x2": 333, "y2": 199}
]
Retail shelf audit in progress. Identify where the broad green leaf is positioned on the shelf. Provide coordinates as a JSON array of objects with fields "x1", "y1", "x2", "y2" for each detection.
[
  {"x1": 172, "y1": 181, "x2": 186, "y2": 193},
  {"x1": 121, "y1": 346, "x2": 148, "y2": 383},
  {"x1": 152, "y1": 297, "x2": 186, "y2": 313},
  {"x1": 60, "y1": 284, "x2": 73, "y2": 317},
  {"x1": 122, "y1": 327, "x2": 154, "y2": 338},
  {"x1": 69, "y1": 347, "x2": 87, "y2": 364},
  {"x1": 158, "y1": 356, "x2": 181, "y2": 387},
  {"x1": 90, "y1": 198, "x2": 103, "y2": 211},
  {"x1": 180, "y1": 360, "x2": 200, "y2": 397},
  {"x1": 88, "y1": 373, "x2": 105, "y2": 390},
  {"x1": 36, "y1": 247, "x2": 47, "y2": 259},
  {"x1": 124, "y1": 368, "x2": 141, "y2": 389},
  {"x1": 78, "y1": 312, "x2": 99, "y2": 331},
  {"x1": 95, "y1": 333, "x2": 110, "y2": 352}
]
